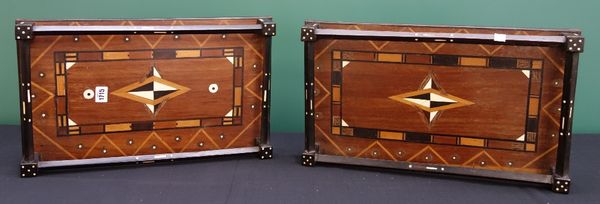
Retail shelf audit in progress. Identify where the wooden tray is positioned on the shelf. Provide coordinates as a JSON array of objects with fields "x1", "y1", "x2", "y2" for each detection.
[
  {"x1": 300, "y1": 20, "x2": 583, "y2": 193},
  {"x1": 15, "y1": 17, "x2": 275, "y2": 176}
]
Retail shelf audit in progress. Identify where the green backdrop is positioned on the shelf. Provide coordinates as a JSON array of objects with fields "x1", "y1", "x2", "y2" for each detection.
[{"x1": 1, "y1": 0, "x2": 598, "y2": 133}]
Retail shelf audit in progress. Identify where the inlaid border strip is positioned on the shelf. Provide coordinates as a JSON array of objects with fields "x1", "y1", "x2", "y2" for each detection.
[
  {"x1": 330, "y1": 50, "x2": 543, "y2": 152},
  {"x1": 333, "y1": 50, "x2": 544, "y2": 70},
  {"x1": 54, "y1": 47, "x2": 244, "y2": 136}
]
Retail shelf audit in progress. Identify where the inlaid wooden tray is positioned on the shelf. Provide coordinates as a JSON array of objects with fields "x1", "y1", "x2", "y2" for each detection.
[
  {"x1": 15, "y1": 17, "x2": 275, "y2": 176},
  {"x1": 300, "y1": 20, "x2": 583, "y2": 193}
]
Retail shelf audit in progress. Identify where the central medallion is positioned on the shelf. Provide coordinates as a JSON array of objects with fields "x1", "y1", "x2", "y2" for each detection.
[
  {"x1": 388, "y1": 74, "x2": 473, "y2": 125},
  {"x1": 112, "y1": 65, "x2": 190, "y2": 115}
]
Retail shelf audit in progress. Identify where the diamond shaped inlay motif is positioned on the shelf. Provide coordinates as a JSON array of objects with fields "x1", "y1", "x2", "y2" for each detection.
[
  {"x1": 112, "y1": 66, "x2": 190, "y2": 115},
  {"x1": 389, "y1": 74, "x2": 473, "y2": 124}
]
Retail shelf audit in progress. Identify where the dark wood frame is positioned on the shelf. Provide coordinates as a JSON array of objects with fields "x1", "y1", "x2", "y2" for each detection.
[
  {"x1": 15, "y1": 17, "x2": 275, "y2": 176},
  {"x1": 300, "y1": 20, "x2": 583, "y2": 193}
]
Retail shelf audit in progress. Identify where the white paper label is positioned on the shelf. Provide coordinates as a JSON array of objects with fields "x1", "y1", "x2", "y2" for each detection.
[
  {"x1": 494, "y1": 33, "x2": 507, "y2": 42},
  {"x1": 95, "y1": 86, "x2": 108, "y2": 103}
]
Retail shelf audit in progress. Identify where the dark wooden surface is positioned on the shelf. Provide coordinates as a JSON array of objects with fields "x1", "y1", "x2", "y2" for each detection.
[
  {"x1": 26, "y1": 19, "x2": 266, "y2": 161},
  {"x1": 0, "y1": 125, "x2": 598, "y2": 204},
  {"x1": 312, "y1": 23, "x2": 569, "y2": 175}
]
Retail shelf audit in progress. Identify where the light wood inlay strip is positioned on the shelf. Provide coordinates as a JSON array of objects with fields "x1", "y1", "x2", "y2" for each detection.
[
  {"x1": 537, "y1": 47, "x2": 563, "y2": 74},
  {"x1": 541, "y1": 94, "x2": 562, "y2": 127},
  {"x1": 33, "y1": 126, "x2": 77, "y2": 159},
  {"x1": 56, "y1": 76, "x2": 66, "y2": 96},
  {"x1": 428, "y1": 147, "x2": 449, "y2": 165},
  {"x1": 332, "y1": 51, "x2": 341, "y2": 59},
  {"x1": 317, "y1": 22, "x2": 357, "y2": 58},
  {"x1": 407, "y1": 146, "x2": 432, "y2": 162},
  {"x1": 460, "y1": 137, "x2": 485, "y2": 147},
  {"x1": 105, "y1": 123, "x2": 132, "y2": 132},
  {"x1": 460, "y1": 57, "x2": 487, "y2": 67},
  {"x1": 179, "y1": 129, "x2": 202, "y2": 152},
  {"x1": 152, "y1": 132, "x2": 175, "y2": 153},
  {"x1": 244, "y1": 71, "x2": 263, "y2": 100},
  {"x1": 201, "y1": 130, "x2": 221, "y2": 149},
  {"x1": 314, "y1": 78, "x2": 331, "y2": 108},
  {"x1": 331, "y1": 127, "x2": 340, "y2": 135},
  {"x1": 522, "y1": 144, "x2": 558, "y2": 168},
  {"x1": 225, "y1": 113, "x2": 262, "y2": 148},
  {"x1": 332, "y1": 87, "x2": 341, "y2": 102},
  {"x1": 31, "y1": 81, "x2": 55, "y2": 97},
  {"x1": 316, "y1": 125, "x2": 347, "y2": 156},
  {"x1": 354, "y1": 141, "x2": 378, "y2": 157},
  {"x1": 21, "y1": 101, "x2": 26, "y2": 115},
  {"x1": 461, "y1": 151, "x2": 501, "y2": 167},
  {"x1": 234, "y1": 87, "x2": 242, "y2": 105},
  {"x1": 375, "y1": 141, "x2": 398, "y2": 161},
  {"x1": 405, "y1": 146, "x2": 449, "y2": 165},
  {"x1": 378, "y1": 53, "x2": 403, "y2": 62},
  {"x1": 529, "y1": 98, "x2": 540, "y2": 116},
  {"x1": 380, "y1": 131, "x2": 405, "y2": 140},
  {"x1": 176, "y1": 50, "x2": 201, "y2": 58},
  {"x1": 103, "y1": 52, "x2": 130, "y2": 60},
  {"x1": 532, "y1": 60, "x2": 543, "y2": 69},
  {"x1": 132, "y1": 132, "x2": 157, "y2": 155},
  {"x1": 102, "y1": 135, "x2": 127, "y2": 156},
  {"x1": 222, "y1": 19, "x2": 262, "y2": 59},
  {"x1": 82, "y1": 135, "x2": 106, "y2": 159},
  {"x1": 32, "y1": 36, "x2": 63, "y2": 67},
  {"x1": 526, "y1": 143, "x2": 536, "y2": 152},
  {"x1": 176, "y1": 120, "x2": 200, "y2": 128}
]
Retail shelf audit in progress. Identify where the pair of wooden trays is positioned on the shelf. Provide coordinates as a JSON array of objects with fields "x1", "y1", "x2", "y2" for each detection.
[{"x1": 15, "y1": 17, "x2": 583, "y2": 194}]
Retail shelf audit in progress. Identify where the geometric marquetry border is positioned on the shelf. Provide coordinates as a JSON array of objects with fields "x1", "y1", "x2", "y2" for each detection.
[
  {"x1": 54, "y1": 47, "x2": 244, "y2": 136},
  {"x1": 330, "y1": 50, "x2": 544, "y2": 152}
]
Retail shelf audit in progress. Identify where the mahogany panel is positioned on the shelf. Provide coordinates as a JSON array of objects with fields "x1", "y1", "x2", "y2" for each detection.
[
  {"x1": 16, "y1": 17, "x2": 274, "y2": 174},
  {"x1": 302, "y1": 21, "x2": 583, "y2": 193}
]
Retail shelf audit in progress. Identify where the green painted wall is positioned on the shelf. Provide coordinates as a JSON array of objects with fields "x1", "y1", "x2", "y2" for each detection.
[{"x1": 1, "y1": 0, "x2": 598, "y2": 133}]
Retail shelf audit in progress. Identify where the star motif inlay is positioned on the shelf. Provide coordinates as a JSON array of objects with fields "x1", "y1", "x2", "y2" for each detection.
[
  {"x1": 112, "y1": 65, "x2": 190, "y2": 115},
  {"x1": 388, "y1": 74, "x2": 473, "y2": 125}
]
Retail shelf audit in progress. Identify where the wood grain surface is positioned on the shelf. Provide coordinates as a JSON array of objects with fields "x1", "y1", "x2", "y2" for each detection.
[
  {"x1": 312, "y1": 22, "x2": 567, "y2": 175},
  {"x1": 28, "y1": 19, "x2": 266, "y2": 161}
]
